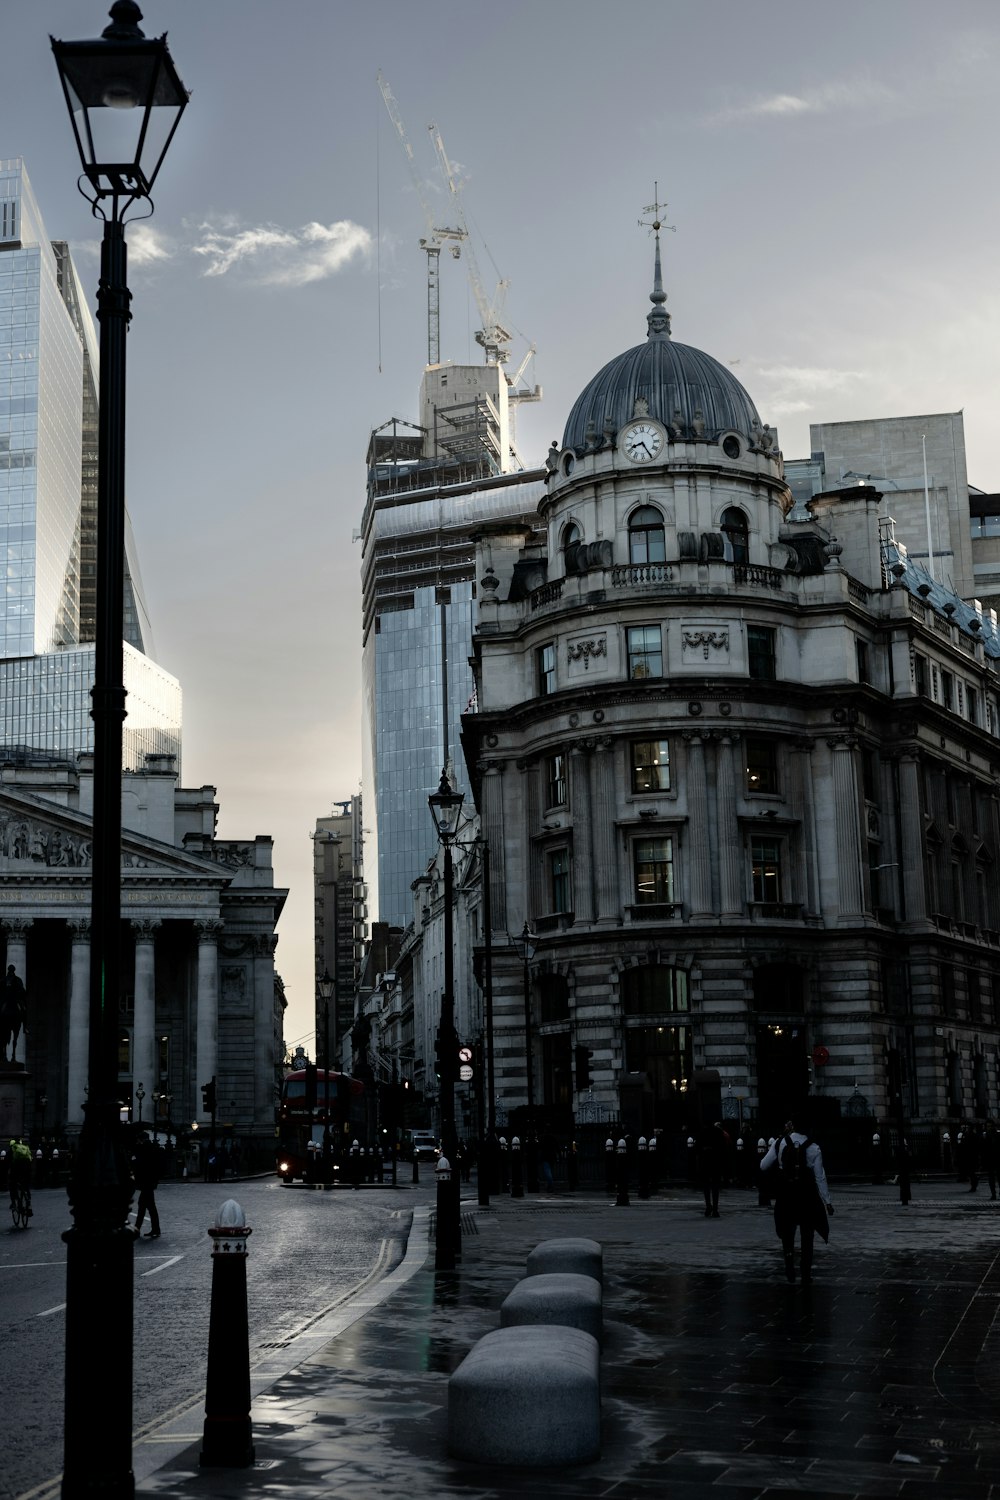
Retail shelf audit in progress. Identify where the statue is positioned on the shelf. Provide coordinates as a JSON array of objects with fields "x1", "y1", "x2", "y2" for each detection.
[{"x1": 1, "y1": 963, "x2": 27, "y2": 1066}]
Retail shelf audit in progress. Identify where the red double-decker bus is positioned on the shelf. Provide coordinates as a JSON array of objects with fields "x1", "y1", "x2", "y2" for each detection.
[{"x1": 276, "y1": 1067, "x2": 366, "y2": 1183}]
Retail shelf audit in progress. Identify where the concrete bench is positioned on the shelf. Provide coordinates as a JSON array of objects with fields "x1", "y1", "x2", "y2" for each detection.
[
  {"x1": 500, "y1": 1272, "x2": 603, "y2": 1344},
  {"x1": 448, "y1": 1325, "x2": 600, "y2": 1466},
  {"x1": 527, "y1": 1236, "x2": 603, "y2": 1287}
]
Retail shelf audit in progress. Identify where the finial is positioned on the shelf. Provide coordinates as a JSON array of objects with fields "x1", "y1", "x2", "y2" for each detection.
[{"x1": 639, "y1": 182, "x2": 674, "y2": 339}]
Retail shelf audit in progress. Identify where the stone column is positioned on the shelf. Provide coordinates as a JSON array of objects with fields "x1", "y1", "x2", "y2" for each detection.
[
  {"x1": 131, "y1": 920, "x2": 160, "y2": 1120},
  {"x1": 716, "y1": 734, "x2": 743, "y2": 918},
  {"x1": 66, "y1": 921, "x2": 90, "y2": 1131},
  {"x1": 520, "y1": 759, "x2": 541, "y2": 924},
  {"x1": 592, "y1": 738, "x2": 619, "y2": 921},
  {"x1": 683, "y1": 733, "x2": 713, "y2": 917},
  {"x1": 3, "y1": 920, "x2": 32, "y2": 1066},
  {"x1": 253, "y1": 932, "x2": 278, "y2": 1131},
  {"x1": 570, "y1": 742, "x2": 594, "y2": 923},
  {"x1": 897, "y1": 749, "x2": 927, "y2": 922},
  {"x1": 790, "y1": 737, "x2": 819, "y2": 916},
  {"x1": 480, "y1": 760, "x2": 507, "y2": 937},
  {"x1": 195, "y1": 919, "x2": 223, "y2": 1121},
  {"x1": 830, "y1": 736, "x2": 864, "y2": 919}
]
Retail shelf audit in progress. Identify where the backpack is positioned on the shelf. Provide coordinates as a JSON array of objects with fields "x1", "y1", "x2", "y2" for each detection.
[{"x1": 780, "y1": 1133, "x2": 812, "y2": 1189}]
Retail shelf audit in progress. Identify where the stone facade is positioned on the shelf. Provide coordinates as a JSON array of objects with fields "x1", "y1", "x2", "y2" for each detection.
[
  {"x1": 0, "y1": 754, "x2": 286, "y2": 1154},
  {"x1": 458, "y1": 250, "x2": 1000, "y2": 1146}
]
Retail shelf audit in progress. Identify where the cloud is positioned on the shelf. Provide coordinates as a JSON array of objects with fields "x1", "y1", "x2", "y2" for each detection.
[
  {"x1": 127, "y1": 225, "x2": 172, "y2": 266},
  {"x1": 754, "y1": 364, "x2": 867, "y2": 392},
  {"x1": 708, "y1": 76, "x2": 896, "y2": 126},
  {"x1": 192, "y1": 218, "x2": 372, "y2": 285}
]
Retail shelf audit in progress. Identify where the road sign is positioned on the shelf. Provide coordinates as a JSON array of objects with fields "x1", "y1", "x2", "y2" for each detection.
[
  {"x1": 458, "y1": 1046, "x2": 473, "y2": 1064},
  {"x1": 459, "y1": 1064, "x2": 474, "y2": 1081}
]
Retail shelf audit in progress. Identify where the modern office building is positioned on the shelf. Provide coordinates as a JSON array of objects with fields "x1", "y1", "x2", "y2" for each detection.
[
  {"x1": 0, "y1": 158, "x2": 180, "y2": 768},
  {"x1": 460, "y1": 235, "x2": 1000, "y2": 1152},
  {"x1": 312, "y1": 796, "x2": 367, "y2": 1067},
  {"x1": 361, "y1": 359, "x2": 545, "y2": 928}
]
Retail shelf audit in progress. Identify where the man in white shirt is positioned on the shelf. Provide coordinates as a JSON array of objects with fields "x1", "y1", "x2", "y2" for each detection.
[{"x1": 760, "y1": 1119, "x2": 833, "y2": 1284}]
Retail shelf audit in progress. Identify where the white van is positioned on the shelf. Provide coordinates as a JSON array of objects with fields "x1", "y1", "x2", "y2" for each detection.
[{"x1": 411, "y1": 1132, "x2": 439, "y2": 1162}]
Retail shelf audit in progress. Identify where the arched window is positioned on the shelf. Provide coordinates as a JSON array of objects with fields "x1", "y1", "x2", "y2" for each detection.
[
  {"x1": 563, "y1": 521, "x2": 582, "y2": 575},
  {"x1": 628, "y1": 505, "x2": 665, "y2": 564},
  {"x1": 721, "y1": 507, "x2": 749, "y2": 565}
]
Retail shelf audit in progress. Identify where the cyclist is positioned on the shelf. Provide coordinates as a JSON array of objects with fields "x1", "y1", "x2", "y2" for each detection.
[{"x1": 8, "y1": 1136, "x2": 33, "y2": 1222}]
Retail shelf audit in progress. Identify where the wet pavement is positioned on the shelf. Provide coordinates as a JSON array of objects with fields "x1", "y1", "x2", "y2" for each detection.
[{"x1": 127, "y1": 1179, "x2": 1000, "y2": 1499}]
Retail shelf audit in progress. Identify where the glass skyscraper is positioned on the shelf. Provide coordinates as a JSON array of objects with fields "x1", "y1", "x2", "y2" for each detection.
[
  {"x1": 0, "y1": 158, "x2": 180, "y2": 769},
  {"x1": 361, "y1": 369, "x2": 545, "y2": 927}
]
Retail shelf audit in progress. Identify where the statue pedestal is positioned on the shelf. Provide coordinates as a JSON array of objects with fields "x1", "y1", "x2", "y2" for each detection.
[{"x1": 0, "y1": 1068, "x2": 27, "y2": 1139}]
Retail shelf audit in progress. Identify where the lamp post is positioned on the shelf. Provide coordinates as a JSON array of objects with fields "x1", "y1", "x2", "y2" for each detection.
[
  {"x1": 135, "y1": 1081, "x2": 145, "y2": 1128},
  {"x1": 52, "y1": 8, "x2": 187, "y2": 1496},
  {"x1": 518, "y1": 922, "x2": 538, "y2": 1193},
  {"x1": 428, "y1": 768, "x2": 464, "y2": 1269},
  {"x1": 318, "y1": 969, "x2": 335, "y2": 1188}
]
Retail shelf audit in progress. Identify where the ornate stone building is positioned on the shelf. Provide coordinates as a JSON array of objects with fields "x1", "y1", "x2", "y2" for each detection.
[
  {"x1": 461, "y1": 232, "x2": 1000, "y2": 1148},
  {"x1": 0, "y1": 753, "x2": 286, "y2": 1155}
]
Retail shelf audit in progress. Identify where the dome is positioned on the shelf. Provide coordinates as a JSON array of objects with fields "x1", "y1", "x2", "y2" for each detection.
[
  {"x1": 561, "y1": 229, "x2": 762, "y2": 452},
  {"x1": 562, "y1": 336, "x2": 762, "y2": 452}
]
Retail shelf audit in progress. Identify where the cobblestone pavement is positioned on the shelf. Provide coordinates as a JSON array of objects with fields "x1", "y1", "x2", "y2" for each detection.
[{"x1": 50, "y1": 1180, "x2": 1000, "y2": 1498}]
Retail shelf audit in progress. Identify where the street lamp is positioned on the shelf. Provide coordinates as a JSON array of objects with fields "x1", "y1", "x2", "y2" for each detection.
[
  {"x1": 135, "y1": 1081, "x2": 145, "y2": 1127},
  {"x1": 428, "y1": 767, "x2": 464, "y2": 1269},
  {"x1": 51, "y1": 7, "x2": 188, "y2": 1496},
  {"x1": 318, "y1": 969, "x2": 335, "y2": 1188},
  {"x1": 517, "y1": 922, "x2": 538, "y2": 1193}
]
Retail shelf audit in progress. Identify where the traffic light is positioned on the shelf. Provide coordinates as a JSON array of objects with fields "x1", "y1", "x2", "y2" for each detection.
[
  {"x1": 575, "y1": 1046, "x2": 593, "y2": 1090},
  {"x1": 201, "y1": 1078, "x2": 216, "y2": 1114}
]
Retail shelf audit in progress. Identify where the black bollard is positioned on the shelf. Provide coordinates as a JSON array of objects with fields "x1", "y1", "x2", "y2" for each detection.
[
  {"x1": 412, "y1": 1149, "x2": 419, "y2": 1185},
  {"x1": 756, "y1": 1139, "x2": 770, "y2": 1206},
  {"x1": 478, "y1": 1135, "x2": 491, "y2": 1208},
  {"x1": 434, "y1": 1154, "x2": 456, "y2": 1270},
  {"x1": 637, "y1": 1136, "x2": 650, "y2": 1200},
  {"x1": 200, "y1": 1199, "x2": 255, "y2": 1468},
  {"x1": 615, "y1": 1137, "x2": 630, "y2": 1207},
  {"x1": 567, "y1": 1140, "x2": 578, "y2": 1193},
  {"x1": 510, "y1": 1136, "x2": 524, "y2": 1198},
  {"x1": 604, "y1": 1137, "x2": 616, "y2": 1196},
  {"x1": 351, "y1": 1141, "x2": 361, "y2": 1190},
  {"x1": 498, "y1": 1137, "x2": 509, "y2": 1192},
  {"x1": 647, "y1": 1135, "x2": 658, "y2": 1195},
  {"x1": 871, "y1": 1132, "x2": 884, "y2": 1185}
]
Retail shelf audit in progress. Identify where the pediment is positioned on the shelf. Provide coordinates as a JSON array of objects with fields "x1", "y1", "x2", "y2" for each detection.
[{"x1": 0, "y1": 789, "x2": 226, "y2": 883}]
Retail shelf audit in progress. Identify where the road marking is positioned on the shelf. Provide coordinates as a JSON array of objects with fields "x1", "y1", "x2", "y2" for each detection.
[
  {"x1": 0, "y1": 1261, "x2": 65, "y2": 1270},
  {"x1": 141, "y1": 1254, "x2": 183, "y2": 1277},
  {"x1": 38, "y1": 1302, "x2": 66, "y2": 1317}
]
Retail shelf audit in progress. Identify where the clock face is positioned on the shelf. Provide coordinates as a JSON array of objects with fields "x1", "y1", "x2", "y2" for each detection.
[{"x1": 622, "y1": 421, "x2": 664, "y2": 464}]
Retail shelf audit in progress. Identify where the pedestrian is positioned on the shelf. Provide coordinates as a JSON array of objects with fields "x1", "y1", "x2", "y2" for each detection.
[
  {"x1": 539, "y1": 1132, "x2": 558, "y2": 1193},
  {"x1": 698, "y1": 1120, "x2": 728, "y2": 1217},
  {"x1": 133, "y1": 1131, "x2": 162, "y2": 1239},
  {"x1": 963, "y1": 1124, "x2": 983, "y2": 1192},
  {"x1": 984, "y1": 1121, "x2": 1000, "y2": 1200},
  {"x1": 760, "y1": 1118, "x2": 832, "y2": 1284}
]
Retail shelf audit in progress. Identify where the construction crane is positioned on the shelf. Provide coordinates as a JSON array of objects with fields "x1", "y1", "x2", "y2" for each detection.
[
  {"x1": 427, "y1": 123, "x2": 513, "y2": 367},
  {"x1": 377, "y1": 70, "x2": 466, "y2": 367}
]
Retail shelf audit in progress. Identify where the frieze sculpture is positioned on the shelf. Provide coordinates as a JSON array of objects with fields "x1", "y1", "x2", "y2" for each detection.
[
  {"x1": 682, "y1": 628, "x2": 729, "y2": 660},
  {"x1": 0, "y1": 813, "x2": 91, "y2": 867},
  {"x1": 567, "y1": 638, "x2": 607, "y2": 669},
  {"x1": 211, "y1": 843, "x2": 256, "y2": 870}
]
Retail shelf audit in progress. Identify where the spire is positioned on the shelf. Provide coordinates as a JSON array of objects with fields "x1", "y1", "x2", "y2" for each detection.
[{"x1": 639, "y1": 183, "x2": 673, "y2": 339}]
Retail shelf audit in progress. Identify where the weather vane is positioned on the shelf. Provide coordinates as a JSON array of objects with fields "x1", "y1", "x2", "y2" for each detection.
[{"x1": 639, "y1": 182, "x2": 675, "y2": 236}]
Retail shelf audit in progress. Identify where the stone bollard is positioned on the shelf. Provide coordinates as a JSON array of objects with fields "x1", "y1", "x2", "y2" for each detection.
[
  {"x1": 637, "y1": 1137, "x2": 650, "y2": 1199},
  {"x1": 567, "y1": 1140, "x2": 579, "y2": 1193},
  {"x1": 615, "y1": 1138, "x2": 630, "y2": 1207},
  {"x1": 604, "y1": 1137, "x2": 616, "y2": 1196},
  {"x1": 200, "y1": 1200, "x2": 254, "y2": 1468},
  {"x1": 510, "y1": 1136, "x2": 524, "y2": 1199},
  {"x1": 435, "y1": 1153, "x2": 456, "y2": 1271}
]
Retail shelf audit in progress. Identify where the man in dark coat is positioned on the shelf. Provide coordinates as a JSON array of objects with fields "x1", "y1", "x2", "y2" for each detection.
[
  {"x1": 760, "y1": 1118, "x2": 832, "y2": 1284},
  {"x1": 698, "y1": 1121, "x2": 729, "y2": 1217},
  {"x1": 132, "y1": 1132, "x2": 162, "y2": 1239}
]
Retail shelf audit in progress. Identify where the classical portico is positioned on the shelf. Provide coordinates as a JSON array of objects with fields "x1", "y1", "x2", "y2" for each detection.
[{"x1": 0, "y1": 756, "x2": 286, "y2": 1158}]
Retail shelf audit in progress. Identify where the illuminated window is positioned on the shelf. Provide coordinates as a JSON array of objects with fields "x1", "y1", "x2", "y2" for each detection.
[
  {"x1": 745, "y1": 739, "x2": 778, "y2": 794},
  {"x1": 633, "y1": 837, "x2": 674, "y2": 904},
  {"x1": 631, "y1": 738, "x2": 670, "y2": 793},
  {"x1": 751, "y1": 838, "x2": 782, "y2": 901}
]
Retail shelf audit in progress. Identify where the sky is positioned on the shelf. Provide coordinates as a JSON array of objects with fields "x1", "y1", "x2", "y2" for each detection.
[{"x1": 4, "y1": 0, "x2": 1000, "y2": 1054}]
